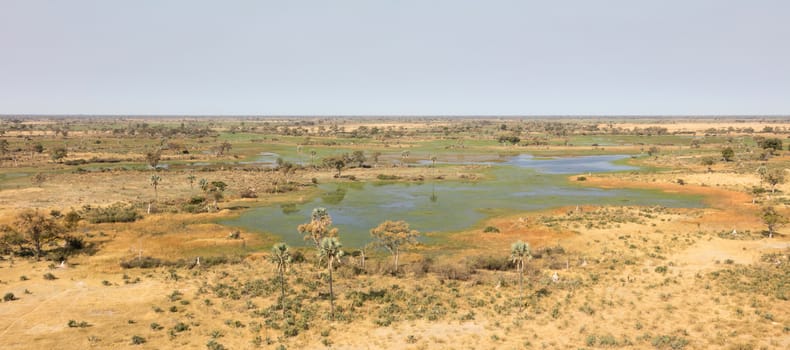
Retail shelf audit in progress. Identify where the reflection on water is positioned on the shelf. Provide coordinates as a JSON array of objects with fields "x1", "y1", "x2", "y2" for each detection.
[
  {"x1": 321, "y1": 186, "x2": 348, "y2": 205},
  {"x1": 220, "y1": 154, "x2": 701, "y2": 248},
  {"x1": 280, "y1": 203, "x2": 299, "y2": 215}
]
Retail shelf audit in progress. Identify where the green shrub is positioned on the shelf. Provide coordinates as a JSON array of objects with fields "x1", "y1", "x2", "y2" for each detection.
[
  {"x1": 130, "y1": 335, "x2": 146, "y2": 345},
  {"x1": 483, "y1": 226, "x2": 500, "y2": 233},
  {"x1": 3, "y1": 292, "x2": 15, "y2": 301},
  {"x1": 43, "y1": 273, "x2": 57, "y2": 280},
  {"x1": 376, "y1": 174, "x2": 400, "y2": 180},
  {"x1": 173, "y1": 322, "x2": 190, "y2": 332},
  {"x1": 86, "y1": 203, "x2": 141, "y2": 223},
  {"x1": 206, "y1": 340, "x2": 226, "y2": 350},
  {"x1": 651, "y1": 335, "x2": 688, "y2": 349},
  {"x1": 67, "y1": 320, "x2": 90, "y2": 328},
  {"x1": 120, "y1": 256, "x2": 165, "y2": 269}
]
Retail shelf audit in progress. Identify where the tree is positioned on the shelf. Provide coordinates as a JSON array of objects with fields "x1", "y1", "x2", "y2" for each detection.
[
  {"x1": 15, "y1": 209, "x2": 63, "y2": 259},
  {"x1": 50, "y1": 147, "x2": 67, "y2": 163},
  {"x1": 760, "y1": 169, "x2": 785, "y2": 193},
  {"x1": 145, "y1": 149, "x2": 162, "y2": 169},
  {"x1": 322, "y1": 155, "x2": 347, "y2": 177},
  {"x1": 309, "y1": 150, "x2": 317, "y2": 165},
  {"x1": 214, "y1": 141, "x2": 232, "y2": 157},
  {"x1": 27, "y1": 142, "x2": 44, "y2": 160},
  {"x1": 759, "y1": 138, "x2": 783, "y2": 153},
  {"x1": 187, "y1": 174, "x2": 196, "y2": 191},
  {"x1": 690, "y1": 139, "x2": 701, "y2": 148},
  {"x1": 150, "y1": 174, "x2": 161, "y2": 201},
  {"x1": 510, "y1": 240, "x2": 532, "y2": 311},
  {"x1": 760, "y1": 206, "x2": 786, "y2": 238},
  {"x1": 200, "y1": 181, "x2": 227, "y2": 210},
  {"x1": 498, "y1": 135, "x2": 521, "y2": 145},
  {"x1": 268, "y1": 243, "x2": 291, "y2": 316},
  {"x1": 0, "y1": 230, "x2": 27, "y2": 254},
  {"x1": 63, "y1": 210, "x2": 81, "y2": 231},
  {"x1": 371, "y1": 151, "x2": 381, "y2": 166},
  {"x1": 721, "y1": 147, "x2": 734, "y2": 162},
  {"x1": 318, "y1": 237, "x2": 344, "y2": 321},
  {"x1": 31, "y1": 173, "x2": 47, "y2": 187},
  {"x1": 0, "y1": 140, "x2": 9, "y2": 158},
  {"x1": 198, "y1": 179, "x2": 226, "y2": 210},
  {"x1": 350, "y1": 150, "x2": 366, "y2": 167},
  {"x1": 647, "y1": 146, "x2": 659, "y2": 156},
  {"x1": 370, "y1": 220, "x2": 419, "y2": 272},
  {"x1": 400, "y1": 150, "x2": 410, "y2": 165},
  {"x1": 297, "y1": 208, "x2": 338, "y2": 247}
]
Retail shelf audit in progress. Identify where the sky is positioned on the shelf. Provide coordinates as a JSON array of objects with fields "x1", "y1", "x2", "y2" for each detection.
[{"x1": 1, "y1": 0, "x2": 789, "y2": 116}]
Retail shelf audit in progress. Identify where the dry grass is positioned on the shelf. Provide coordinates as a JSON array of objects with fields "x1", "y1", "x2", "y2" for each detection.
[{"x1": 2, "y1": 118, "x2": 789, "y2": 349}]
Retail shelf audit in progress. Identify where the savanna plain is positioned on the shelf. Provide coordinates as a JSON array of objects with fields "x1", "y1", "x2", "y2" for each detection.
[{"x1": 0, "y1": 116, "x2": 788, "y2": 349}]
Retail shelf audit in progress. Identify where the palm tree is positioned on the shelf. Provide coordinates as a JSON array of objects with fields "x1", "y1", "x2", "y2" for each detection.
[
  {"x1": 510, "y1": 240, "x2": 532, "y2": 311},
  {"x1": 150, "y1": 174, "x2": 161, "y2": 201},
  {"x1": 298, "y1": 208, "x2": 338, "y2": 247},
  {"x1": 187, "y1": 174, "x2": 196, "y2": 192},
  {"x1": 400, "y1": 150, "x2": 410, "y2": 166},
  {"x1": 269, "y1": 243, "x2": 291, "y2": 316},
  {"x1": 318, "y1": 237, "x2": 344, "y2": 321}
]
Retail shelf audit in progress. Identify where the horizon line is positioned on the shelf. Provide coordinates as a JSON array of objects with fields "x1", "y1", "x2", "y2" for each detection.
[{"x1": 2, "y1": 114, "x2": 790, "y2": 119}]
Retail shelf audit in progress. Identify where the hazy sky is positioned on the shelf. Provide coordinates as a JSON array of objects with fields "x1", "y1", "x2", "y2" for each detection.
[{"x1": 1, "y1": 0, "x2": 789, "y2": 116}]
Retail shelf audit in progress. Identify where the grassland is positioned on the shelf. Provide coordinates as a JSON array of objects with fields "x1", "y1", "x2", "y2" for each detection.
[{"x1": 0, "y1": 116, "x2": 789, "y2": 349}]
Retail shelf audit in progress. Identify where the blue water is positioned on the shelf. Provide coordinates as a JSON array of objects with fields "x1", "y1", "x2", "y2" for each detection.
[{"x1": 220, "y1": 154, "x2": 700, "y2": 248}]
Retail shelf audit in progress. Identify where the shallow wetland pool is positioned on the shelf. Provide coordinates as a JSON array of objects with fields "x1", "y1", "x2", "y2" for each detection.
[{"x1": 220, "y1": 154, "x2": 704, "y2": 247}]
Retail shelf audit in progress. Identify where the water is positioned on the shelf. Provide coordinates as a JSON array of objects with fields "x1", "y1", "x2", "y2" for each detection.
[{"x1": 220, "y1": 155, "x2": 702, "y2": 248}]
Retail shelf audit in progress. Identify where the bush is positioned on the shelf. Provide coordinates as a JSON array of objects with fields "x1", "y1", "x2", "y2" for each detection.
[
  {"x1": 239, "y1": 188, "x2": 258, "y2": 198},
  {"x1": 120, "y1": 256, "x2": 165, "y2": 269},
  {"x1": 188, "y1": 196, "x2": 207, "y2": 205},
  {"x1": 86, "y1": 203, "x2": 141, "y2": 224},
  {"x1": 172, "y1": 322, "x2": 190, "y2": 332},
  {"x1": 466, "y1": 255, "x2": 511, "y2": 271},
  {"x1": 130, "y1": 335, "x2": 146, "y2": 345},
  {"x1": 432, "y1": 263, "x2": 473, "y2": 281},
  {"x1": 721, "y1": 147, "x2": 735, "y2": 161},
  {"x1": 651, "y1": 335, "x2": 688, "y2": 349},
  {"x1": 64, "y1": 235, "x2": 85, "y2": 251},
  {"x1": 376, "y1": 174, "x2": 401, "y2": 181},
  {"x1": 3, "y1": 292, "x2": 15, "y2": 301},
  {"x1": 701, "y1": 157, "x2": 716, "y2": 166},
  {"x1": 67, "y1": 320, "x2": 90, "y2": 328},
  {"x1": 758, "y1": 138, "x2": 783, "y2": 152},
  {"x1": 120, "y1": 255, "x2": 245, "y2": 269},
  {"x1": 482, "y1": 226, "x2": 500, "y2": 233},
  {"x1": 206, "y1": 340, "x2": 227, "y2": 350},
  {"x1": 43, "y1": 273, "x2": 57, "y2": 280},
  {"x1": 576, "y1": 176, "x2": 587, "y2": 181}
]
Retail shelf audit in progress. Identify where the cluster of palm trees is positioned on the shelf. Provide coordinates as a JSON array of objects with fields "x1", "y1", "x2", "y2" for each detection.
[{"x1": 268, "y1": 207, "x2": 534, "y2": 321}]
